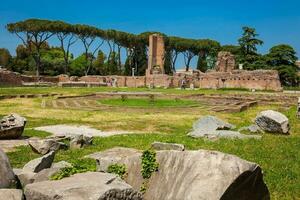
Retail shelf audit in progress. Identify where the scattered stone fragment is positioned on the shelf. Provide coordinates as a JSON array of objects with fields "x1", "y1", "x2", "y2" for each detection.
[
  {"x1": 188, "y1": 116, "x2": 260, "y2": 139},
  {"x1": 255, "y1": 110, "x2": 290, "y2": 134},
  {"x1": 70, "y1": 134, "x2": 93, "y2": 149},
  {"x1": 28, "y1": 138, "x2": 68, "y2": 155},
  {"x1": 33, "y1": 161, "x2": 72, "y2": 183},
  {"x1": 51, "y1": 161, "x2": 72, "y2": 169},
  {"x1": 0, "y1": 148, "x2": 17, "y2": 188},
  {"x1": 151, "y1": 141, "x2": 185, "y2": 151},
  {"x1": 239, "y1": 124, "x2": 264, "y2": 134},
  {"x1": 13, "y1": 169, "x2": 36, "y2": 188},
  {"x1": 0, "y1": 114, "x2": 26, "y2": 139},
  {"x1": 24, "y1": 172, "x2": 143, "y2": 200},
  {"x1": 192, "y1": 115, "x2": 236, "y2": 131},
  {"x1": 0, "y1": 189, "x2": 23, "y2": 200},
  {"x1": 32, "y1": 168, "x2": 61, "y2": 183},
  {"x1": 22, "y1": 151, "x2": 55, "y2": 173},
  {"x1": 86, "y1": 147, "x2": 141, "y2": 172}
]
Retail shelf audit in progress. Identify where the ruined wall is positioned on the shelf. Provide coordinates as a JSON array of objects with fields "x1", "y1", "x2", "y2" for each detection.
[
  {"x1": 194, "y1": 70, "x2": 282, "y2": 91},
  {"x1": 0, "y1": 69, "x2": 282, "y2": 91},
  {"x1": 146, "y1": 34, "x2": 165, "y2": 76},
  {"x1": 215, "y1": 51, "x2": 236, "y2": 72},
  {"x1": 0, "y1": 69, "x2": 22, "y2": 86},
  {"x1": 21, "y1": 75, "x2": 59, "y2": 83}
]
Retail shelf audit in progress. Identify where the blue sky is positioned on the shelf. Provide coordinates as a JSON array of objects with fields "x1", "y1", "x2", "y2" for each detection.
[{"x1": 1, "y1": 0, "x2": 299, "y2": 68}]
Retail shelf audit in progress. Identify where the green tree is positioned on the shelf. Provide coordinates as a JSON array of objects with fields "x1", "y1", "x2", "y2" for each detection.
[
  {"x1": 7, "y1": 19, "x2": 56, "y2": 77},
  {"x1": 54, "y1": 21, "x2": 78, "y2": 74},
  {"x1": 93, "y1": 50, "x2": 106, "y2": 75},
  {"x1": 69, "y1": 54, "x2": 88, "y2": 76},
  {"x1": 267, "y1": 44, "x2": 297, "y2": 66},
  {"x1": 238, "y1": 27, "x2": 263, "y2": 56},
  {"x1": 106, "y1": 51, "x2": 119, "y2": 75},
  {"x1": 0, "y1": 48, "x2": 12, "y2": 67},
  {"x1": 164, "y1": 50, "x2": 173, "y2": 74},
  {"x1": 265, "y1": 44, "x2": 299, "y2": 86}
]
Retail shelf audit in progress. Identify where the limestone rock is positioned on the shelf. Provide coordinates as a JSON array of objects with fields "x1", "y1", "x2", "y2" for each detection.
[
  {"x1": 70, "y1": 134, "x2": 93, "y2": 149},
  {"x1": 188, "y1": 116, "x2": 260, "y2": 139},
  {"x1": 32, "y1": 168, "x2": 61, "y2": 183},
  {"x1": 23, "y1": 151, "x2": 55, "y2": 173},
  {"x1": 88, "y1": 148, "x2": 269, "y2": 200},
  {"x1": 13, "y1": 169, "x2": 36, "y2": 188},
  {"x1": 51, "y1": 161, "x2": 72, "y2": 169},
  {"x1": 86, "y1": 147, "x2": 141, "y2": 172},
  {"x1": 151, "y1": 141, "x2": 185, "y2": 151},
  {"x1": 28, "y1": 138, "x2": 68, "y2": 155},
  {"x1": 0, "y1": 114, "x2": 26, "y2": 139},
  {"x1": 239, "y1": 124, "x2": 263, "y2": 134},
  {"x1": 192, "y1": 115, "x2": 235, "y2": 131},
  {"x1": 0, "y1": 148, "x2": 16, "y2": 188},
  {"x1": 255, "y1": 110, "x2": 290, "y2": 134},
  {"x1": 33, "y1": 161, "x2": 72, "y2": 183},
  {"x1": 125, "y1": 150, "x2": 269, "y2": 200},
  {"x1": 0, "y1": 189, "x2": 23, "y2": 200},
  {"x1": 24, "y1": 172, "x2": 142, "y2": 200}
]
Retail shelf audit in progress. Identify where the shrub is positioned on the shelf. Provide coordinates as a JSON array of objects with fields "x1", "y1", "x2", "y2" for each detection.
[{"x1": 107, "y1": 164, "x2": 127, "y2": 179}]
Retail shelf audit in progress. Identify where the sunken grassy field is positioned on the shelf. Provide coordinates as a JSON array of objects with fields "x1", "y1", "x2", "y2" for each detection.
[{"x1": 0, "y1": 87, "x2": 299, "y2": 200}]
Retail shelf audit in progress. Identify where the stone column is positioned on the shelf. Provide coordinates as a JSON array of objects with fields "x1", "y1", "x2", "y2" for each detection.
[{"x1": 146, "y1": 34, "x2": 165, "y2": 76}]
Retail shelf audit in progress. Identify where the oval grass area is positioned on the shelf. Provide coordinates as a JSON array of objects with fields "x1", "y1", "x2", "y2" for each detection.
[{"x1": 97, "y1": 98, "x2": 200, "y2": 108}]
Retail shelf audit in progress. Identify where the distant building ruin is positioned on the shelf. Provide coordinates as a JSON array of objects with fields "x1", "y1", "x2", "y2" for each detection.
[
  {"x1": 146, "y1": 34, "x2": 165, "y2": 76},
  {"x1": 215, "y1": 51, "x2": 236, "y2": 72},
  {"x1": 0, "y1": 34, "x2": 284, "y2": 91}
]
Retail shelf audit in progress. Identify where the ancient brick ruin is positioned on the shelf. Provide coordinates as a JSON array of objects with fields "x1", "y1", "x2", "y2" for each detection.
[
  {"x1": 0, "y1": 34, "x2": 283, "y2": 91},
  {"x1": 146, "y1": 34, "x2": 165, "y2": 76},
  {"x1": 215, "y1": 51, "x2": 236, "y2": 72}
]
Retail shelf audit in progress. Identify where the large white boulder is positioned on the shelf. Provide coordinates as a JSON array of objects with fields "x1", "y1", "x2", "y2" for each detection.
[
  {"x1": 24, "y1": 172, "x2": 142, "y2": 200},
  {"x1": 0, "y1": 189, "x2": 23, "y2": 200},
  {"x1": 255, "y1": 110, "x2": 290, "y2": 134},
  {"x1": 88, "y1": 148, "x2": 270, "y2": 200}
]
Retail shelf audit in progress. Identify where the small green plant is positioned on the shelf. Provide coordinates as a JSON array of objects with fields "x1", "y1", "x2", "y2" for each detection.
[
  {"x1": 51, "y1": 163, "x2": 96, "y2": 180},
  {"x1": 140, "y1": 150, "x2": 159, "y2": 193},
  {"x1": 140, "y1": 181, "x2": 148, "y2": 194},
  {"x1": 141, "y1": 150, "x2": 159, "y2": 179},
  {"x1": 107, "y1": 164, "x2": 127, "y2": 179}
]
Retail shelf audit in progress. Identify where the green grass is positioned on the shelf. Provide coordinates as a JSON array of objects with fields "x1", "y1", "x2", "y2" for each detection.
[
  {"x1": 1, "y1": 87, "x2": 299, "y2": 199},
  {"x1": 0, "y1": 86, "x2": 282, "y2": 96},
  {"x1": 23, "y1": 129, "x2": 52, "y2": 138},
  {"x1": 98, "y1": 98, "x2": 200, "y2": 108}
]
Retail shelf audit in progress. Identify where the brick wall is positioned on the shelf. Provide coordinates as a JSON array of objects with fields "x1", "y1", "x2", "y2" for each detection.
[
  {"x1": 0, "y1": 69, "x2": 22, "y2": 86},
  {"x1": 0, "y1": 69, "x2": 283, "y2": 91}
]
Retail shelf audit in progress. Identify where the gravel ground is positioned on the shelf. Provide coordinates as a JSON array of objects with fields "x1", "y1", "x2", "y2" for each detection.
[{"x1": 34, "y1": 125, "x2": 138, "y2": 137}]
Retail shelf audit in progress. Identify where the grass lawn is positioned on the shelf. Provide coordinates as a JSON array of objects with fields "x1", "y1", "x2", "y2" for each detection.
[
  {"x1": 0, "y1": 86, "x2": 277, "y2": 96},
  {"x1": 98, "y1": 98, "x2": 200, "y2": 108},
  {"x1": 0, "y1": 86, "x2": 299, "y2": 199}
]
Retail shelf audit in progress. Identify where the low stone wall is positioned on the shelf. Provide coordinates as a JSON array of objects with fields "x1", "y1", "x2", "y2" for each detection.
[
  {"x1": 0, "y1": 69, "x2": 22, "y2": 86},
  {"x1": 21, "y1": 75, "x2": 59, "y2": 83},
  {"x1": 0, "y1": 69, "x2": 283, "y2": 91},
  {"x1": 195, "y1": 70, "x2": 282, "y2": 91}
]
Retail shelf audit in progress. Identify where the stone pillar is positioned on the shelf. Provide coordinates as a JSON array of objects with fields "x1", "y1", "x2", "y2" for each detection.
[
  {"x1": 146, "y1": 34, "x2": 165, "y2": 76},
  {"x1": 215, "y1": 51, "x2": 236, "y2": 72}
]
